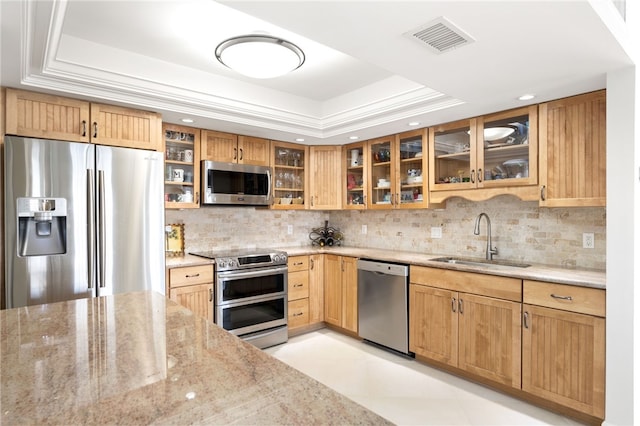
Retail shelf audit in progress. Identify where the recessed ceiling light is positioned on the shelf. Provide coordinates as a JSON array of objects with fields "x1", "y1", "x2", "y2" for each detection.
[
  {"x1": 349, "y1": 136, "x2": 359, "y2": 140},
  {"x1": 408, "y1": 121, "x2": 420, "y2": 126},
  {"x1": 180, "y1": 118, "x2": 194, "y2": 123},
  {"x1": 295, "y1": 138, "x2": 305, "y2": 142},
  {"x1": 518, "y1": 94, "x2": 535, "y2": 101},
  {"x1": 215, "y1": 35, "x2": 305, "y2": 79}
]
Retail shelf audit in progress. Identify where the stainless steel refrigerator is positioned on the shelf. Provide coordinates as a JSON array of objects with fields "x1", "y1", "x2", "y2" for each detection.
[{"x1": 4, "y1": 136, "x2": 165, "y2": 308}]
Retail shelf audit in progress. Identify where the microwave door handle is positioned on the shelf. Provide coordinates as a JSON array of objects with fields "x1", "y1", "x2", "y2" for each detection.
[{"x1": 266, "y1": 168, "x2": 272, "y2": 202}]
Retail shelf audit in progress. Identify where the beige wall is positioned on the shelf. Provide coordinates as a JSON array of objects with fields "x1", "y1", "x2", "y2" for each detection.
[{"x1": 167, "y1": 195, "x2": 606, "y2": 270}]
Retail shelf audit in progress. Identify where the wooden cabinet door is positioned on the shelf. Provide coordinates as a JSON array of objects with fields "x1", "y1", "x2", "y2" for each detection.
[
  {"x1": 409, "y1": 284, "x2": 458, "y2": 367},
  {"x1": 90, "y1": 103, "x2": 162, "y2": 151},
  {"x1": 238, "y1": 135, "x2": 270, "y2": 166},
  {"x1": 539, "y1": 90, "x2": 606, "y2": 207},
  {"x1": 309, "y1": 146, "x2": 343, "y2": 209},
  {"x1": 5, "y1": 88, "x2": 90, "y2": 142},
  {"x1": 323, "y1": 254, "x2": 343, "y2": 326},
  {"x1": 522, "y1": 304, "x2": 605, "y2": 418},
  {"x1": 201, "y1": 130, "x2": 238, "y2": 162},
  {"x1": 170, "y1": 283, "x2": 213, "y2": 321},
  {"x1": 308, "y1": 254, "x2": 325, "y2": 324},
  {"x1": 458, "y1": 293, "x2": 522, "y2": 388},
  {"x1": 341, "y1": 256, "x2": 358, "y2": 333}
]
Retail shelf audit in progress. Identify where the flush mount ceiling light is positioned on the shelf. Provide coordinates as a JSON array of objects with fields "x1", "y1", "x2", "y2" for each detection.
[{"x1": 215, "y1": 35, "x2": 305, "y2": 79}]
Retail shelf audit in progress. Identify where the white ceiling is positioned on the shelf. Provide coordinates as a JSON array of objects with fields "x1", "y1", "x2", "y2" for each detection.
[{"x1": 0, "y1": 0, "x2": 633, "y2": 145}]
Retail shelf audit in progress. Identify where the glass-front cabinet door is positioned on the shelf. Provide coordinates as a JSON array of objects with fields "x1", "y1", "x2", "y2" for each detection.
[
  {"x1": 478, "y1": 105, "x2": 537, "y2": 188},
  {"x1": 164, "y1": 123, "x2": 200, "y2": 209},
  {"x1": 343, "y1": 142, "x2": 367, "y2": 209},
  {"x1": 367, "y1": 136, "x2": 395, "y2": 209},
  {"x1": 397, "y1": 129, "x2": 428, "y2": 208},
  {"x1": 271, "y1": 141, "x2": 308, "y2": 209},
  {"x1": 429, "y1": 105, "x2": 538, "y2": 201},
  {"x1": 429, "y1": 118, "x2": 477, "y2": 192}
]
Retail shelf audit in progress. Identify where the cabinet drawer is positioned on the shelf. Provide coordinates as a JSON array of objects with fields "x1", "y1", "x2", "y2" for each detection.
[
  {"x1": 288, "y1": 270, "x2": 309, "y2": 301},
  {"x1": 169, "y1": 265, "x2": 214, "y2": 287},
  {"x1": 410, "y1": 266, "x2": 522, "y2": 302},
  {"x1": 288, "y1": 298, "x2": 309, "y2": 328},
  {"x1": 288, "y1": 255, "x2": 309, "y2": 272},
  {"x1": 523, "y1": 280, "x2": 605, "y2": 317}
]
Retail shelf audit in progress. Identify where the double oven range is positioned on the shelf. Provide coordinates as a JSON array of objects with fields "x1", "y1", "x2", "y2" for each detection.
[{"x1": 191, "y1": 248, "x2": 288, "y2": 349}]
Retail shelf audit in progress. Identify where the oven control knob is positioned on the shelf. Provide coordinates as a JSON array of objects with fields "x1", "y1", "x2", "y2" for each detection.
[{"x1": 228, "y1": 259, "x2": 237, "y2": 268}]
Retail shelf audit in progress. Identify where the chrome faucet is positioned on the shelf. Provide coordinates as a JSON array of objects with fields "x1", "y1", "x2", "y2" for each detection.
[{"x1": 474, "y1": 212, "x2": 498, "y2": 261}]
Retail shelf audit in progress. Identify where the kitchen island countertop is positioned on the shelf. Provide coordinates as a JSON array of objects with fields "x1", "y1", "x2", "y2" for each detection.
[{"x1": 0, "y1": 291, "x2": 390, "y2": 425}]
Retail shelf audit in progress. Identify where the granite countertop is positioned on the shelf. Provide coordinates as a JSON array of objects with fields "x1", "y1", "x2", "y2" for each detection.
[
  {"x1": 0, "y1": 292, "x2": 390, "y2": 425},
  {"x1": 167, "y1": 247, "x2": 605, "y2": 289}
]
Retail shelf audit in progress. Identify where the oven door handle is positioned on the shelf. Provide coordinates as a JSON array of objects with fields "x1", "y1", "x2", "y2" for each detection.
[{"x1": 217, "y1": 265, "x2": 289, "y2": 281}]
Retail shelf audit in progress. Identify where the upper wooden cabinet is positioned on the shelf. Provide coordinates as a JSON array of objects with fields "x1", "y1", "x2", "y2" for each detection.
[
  {"x1": 343, "y1": 141, "x2": 367, "y2": 209},
  {"x1": 89, "y1": 103, "x2": 162, "y2": 151},
  {"x1": 201, "y1": 130, "x2": 269, "y2": 166},
  {"x1": 309, "y1": 145, "x2": 343, "y2": 210},
  {"x1": 429, "y1": 105, "x2": 538, "y2": 202},
  {"x1": 539, "y1": 90, "x2": 606, "y2": 207},
  {"x1": 271, "y1": 140, "x2": 309, "y2": 209},
  {"x1": 163, "y1": 123, "x2": 201, "y2": 209},
  {"x1": 5, "y1": 88, "x2": 162, "y2": 150}
]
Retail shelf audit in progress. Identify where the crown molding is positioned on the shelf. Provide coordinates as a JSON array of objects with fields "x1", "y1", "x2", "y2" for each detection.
[{"x1": 20, "y1": 0, "x2": 463, "y2": 140}]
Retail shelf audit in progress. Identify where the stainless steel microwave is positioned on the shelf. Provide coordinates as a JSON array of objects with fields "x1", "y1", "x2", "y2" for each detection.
[{"x1": 201, "y1": 161, "x2": 272, "y2": 206}]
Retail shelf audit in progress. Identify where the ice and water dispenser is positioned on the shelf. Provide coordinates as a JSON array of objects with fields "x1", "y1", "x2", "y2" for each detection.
[{"x1": 17, "y1": 197, "x2": 67, "y2": 257}]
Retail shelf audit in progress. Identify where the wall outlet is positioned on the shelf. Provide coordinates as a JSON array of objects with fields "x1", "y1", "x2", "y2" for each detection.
[
  {"x1": 361, "y1": 224, "x2": 367, "y2": 235},
  {"x1": 431, "y1": 227, "x2": 442, "y2": 239},
  {"x1": 287, "y1": 225, "x2": 293, "y2": 235},
  {"x1": 583, "y1": 233, "x2": 595, "y2": 249}
]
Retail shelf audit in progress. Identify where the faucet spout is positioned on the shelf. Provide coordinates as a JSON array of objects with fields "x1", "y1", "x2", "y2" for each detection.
[{"x1": 474, "y1": 212, "x2": 498, "y2": 261}]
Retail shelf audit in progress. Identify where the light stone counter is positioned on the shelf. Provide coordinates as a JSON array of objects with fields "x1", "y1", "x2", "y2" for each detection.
[
  {"x1": 0, "y1": 291, "x2": 390, "y2": 425},
  {"x1": 167, "y1": 247, "x2": 605, "y2": 289}
]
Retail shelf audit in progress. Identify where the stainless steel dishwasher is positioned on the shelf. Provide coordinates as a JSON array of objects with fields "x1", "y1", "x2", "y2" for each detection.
[{"x1": 357, "y1": 259, "x2": 411, "y2": 356}]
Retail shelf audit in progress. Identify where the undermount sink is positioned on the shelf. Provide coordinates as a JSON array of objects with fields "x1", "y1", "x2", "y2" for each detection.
[{"x1": 429, "y1": 256, "x2": 531, "y2": 269}]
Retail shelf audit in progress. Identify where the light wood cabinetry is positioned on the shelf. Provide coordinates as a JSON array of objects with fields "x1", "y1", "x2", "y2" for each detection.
[
  {"x1": 410, "y1": 266, "x2": 522, "y2": 388},
  {"x1": 309, "y1": 146, "x2": 343, "y2": 210},
  {"x1": 89, "y1": 103, "x2": 162, "y2": 151},
  {"x1": 323, "y1": 255, "x2": 358, "y2": 333},
  {"x1": 163, "y1": 124, "x2": 200, "y2": 209},
  {"x1": 343, "y1": 141, "x2": 367, "y2": 209},
  {"x1": 200, "y1": 130, "x2": 270, "y2": 166},
  {"x1": 5, "y1": 88, "x2": 162, "y2": 150},
  {"x1": 366, "y1": 130, "x2": 436, "y2": 209},
  {"x1": 271, "y1": 141, "x2": 309, "y2": 209},
  {"x1": 522, "y1": 280, "x2": 605, "y2": 418},
  {"x1": 287, "y1": 255, "x2": 324, "y2": 333},
  {"x1": 539, "y1": 90, "x2": 606, "y2": 207},
  {"x1": 429, "y1": 105, "x2": 538, "y2": 202},
  {"x1": 167, "y1": 264, "x2": 214, "y2": 321}
]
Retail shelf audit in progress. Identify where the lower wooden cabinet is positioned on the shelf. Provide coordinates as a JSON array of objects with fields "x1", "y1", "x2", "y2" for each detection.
[
  {"x1": 522, "y1": 280, "x2": 606, "y2": 419},
  {"x1": 323, "y1": 255, "x2": 358, "y2": 333},
  {"x1": 167, "y1": 264, "x2": 214, "y2": 321},
  {"x1": 287, "y1": 255, "x2": 324, "y2": 333},
  {"x1": 409, "y1": 277, "x2": 522, "y2": 388}
]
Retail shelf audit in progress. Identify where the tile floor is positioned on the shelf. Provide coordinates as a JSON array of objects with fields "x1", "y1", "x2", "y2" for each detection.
[{"x1": 265, "y1": 329, "x2": 585, "y2": 425}]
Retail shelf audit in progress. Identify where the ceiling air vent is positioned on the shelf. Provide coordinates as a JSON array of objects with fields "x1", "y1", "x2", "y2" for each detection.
[{"x1": 405, "y1": 17, "x2": 475, "y2": 54}]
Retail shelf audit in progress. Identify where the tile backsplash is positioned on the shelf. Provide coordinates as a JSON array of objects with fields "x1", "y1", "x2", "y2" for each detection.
[{"x1": 166, "y1": 195, "x2": 606, "y2": 270}]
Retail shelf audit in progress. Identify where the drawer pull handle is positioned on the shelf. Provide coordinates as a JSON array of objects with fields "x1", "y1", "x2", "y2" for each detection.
[
  {"x1": 550, "y1": 294, "x2": 573, "y2": 301},
  {"x1": 185, "y1": 273, "x2": 200, "y2": 278},
  {"x1": 293, "y1": 312, "x2": 304, "y2": 317},
  {"x1": 293, "y1": 284, "x2": 303, "y2": 287},
  {"x1": 209, "y1": 288, "x2": 213, "y2": 302},
  {"x1": 293, "y1": 262, "x2": 304, "y2": 266}
]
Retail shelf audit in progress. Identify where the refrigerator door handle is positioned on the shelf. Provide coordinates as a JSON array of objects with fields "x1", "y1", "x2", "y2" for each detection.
[
  {"x1": 97, "y1": 170, "x2": 106, "y2": 288},
  {"x1": 87, "y1": 169, "x2": 96, "y2": 289}
]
